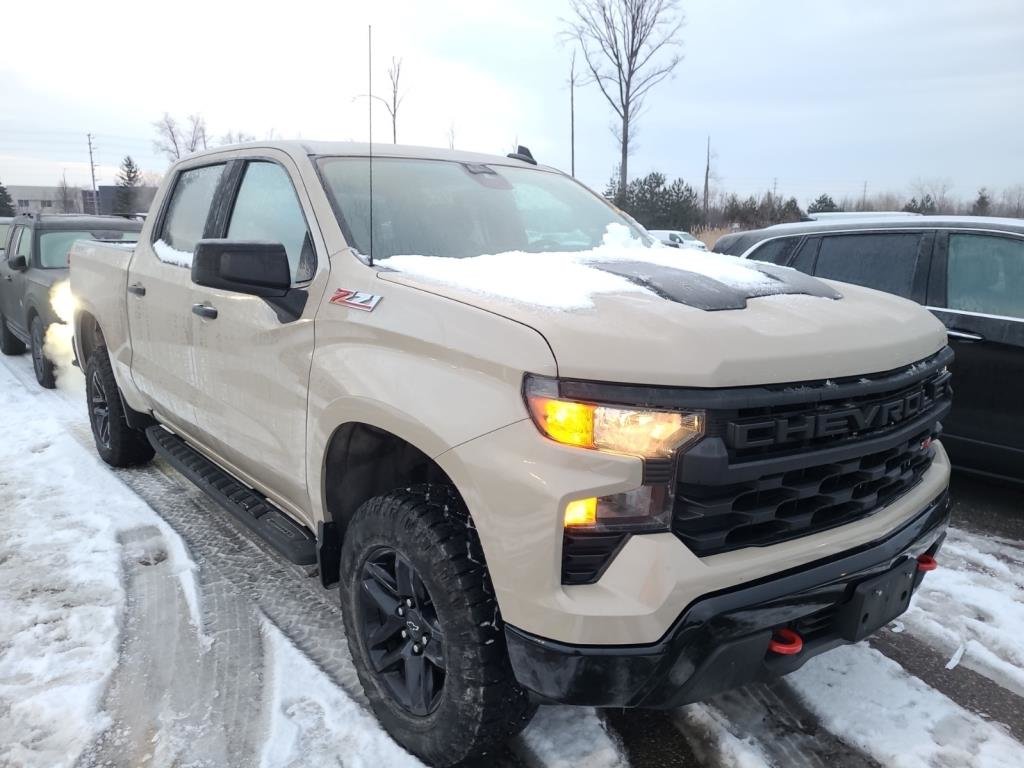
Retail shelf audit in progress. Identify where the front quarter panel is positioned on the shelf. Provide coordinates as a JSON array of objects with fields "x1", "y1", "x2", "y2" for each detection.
[{"x1": 307, "y1": 259, "x2": 557, "y2": 524}]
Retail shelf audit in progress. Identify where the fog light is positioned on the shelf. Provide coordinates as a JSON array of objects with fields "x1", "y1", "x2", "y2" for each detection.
[{"x1": 564, "y1": 497, "x2": 597, "y2": 527}]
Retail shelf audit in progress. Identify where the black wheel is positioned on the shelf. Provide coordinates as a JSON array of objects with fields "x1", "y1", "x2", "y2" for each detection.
[
  {"x1": 340, "y1": 486, "x2": 536, "y2": 766},
  {"x1": 30, "y1": 315, "x2": 56, "y2": 388},
  {"x1": 85, "y1": 346, "x2": 155, "y2": 467},
  {"x1": 0, "y1": 314, "x2": 26, "y2": 356}
]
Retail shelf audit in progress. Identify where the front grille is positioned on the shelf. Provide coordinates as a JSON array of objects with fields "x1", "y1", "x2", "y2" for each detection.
[
  {"x1": 674, "y1": 430, "x2": 935, "y2": 556},
  {"x1": 671, "y1": 349, "x2": 951, "y2": 558}
]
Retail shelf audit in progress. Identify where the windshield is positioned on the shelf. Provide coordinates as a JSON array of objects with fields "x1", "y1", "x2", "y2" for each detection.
[
  {"x1": 39, "y1": 229, "x2": 139, "y2": 268},
  {"x1": 317, "y1": 157, "x2": 650, "y2": 259}
]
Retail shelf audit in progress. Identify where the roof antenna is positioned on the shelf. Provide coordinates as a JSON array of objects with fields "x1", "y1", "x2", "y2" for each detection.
[{"x1": 367, "y1": 24, "x2": 374, "y2": 266}]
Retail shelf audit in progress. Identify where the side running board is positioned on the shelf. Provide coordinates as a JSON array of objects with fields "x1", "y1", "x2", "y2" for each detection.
[{"x1": 146, "y1": 426, "x2": 317, "y2": 565}]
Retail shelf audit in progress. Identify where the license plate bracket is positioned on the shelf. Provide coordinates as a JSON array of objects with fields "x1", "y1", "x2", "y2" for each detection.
[{"x1": 837, "y1": 559, "x2": 918, "y2": 642}]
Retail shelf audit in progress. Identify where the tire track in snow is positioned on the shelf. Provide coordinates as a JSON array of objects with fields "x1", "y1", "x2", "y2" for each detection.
[
  {"x1": 77, "y1": 526, "x2": 266, "y2": 768},
  {"x1": 869, "y1": 629, "x2": 1024, "y2": 742}
]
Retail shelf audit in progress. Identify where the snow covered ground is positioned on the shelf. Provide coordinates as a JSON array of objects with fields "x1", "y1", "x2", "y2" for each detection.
[{"x1": 1, "y1": 347, "x2": 1023, "y2": 768}]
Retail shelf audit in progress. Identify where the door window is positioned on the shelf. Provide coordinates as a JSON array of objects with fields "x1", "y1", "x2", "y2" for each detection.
[
  {"x1": 227, "y1": 161, "x2": 315, "y2": 282},
  {"x1": 157, "y1": 164, "x2": 226, "y2": 263},
  {"x1": 749, "y1": 237, "x2": 799, "y2": 265},
  {"x1": 813, "y1": 233, "x2": 921, "y2": 297},
  {"x1": 4, "y1": 226, "x2": 23, "y2": 260},
  {"x1": 16, "y1": 226, "x2": 32, "y2": 260},
  {"x1": 947, "y1": 234, "x2": 1024, "y2": 319}
]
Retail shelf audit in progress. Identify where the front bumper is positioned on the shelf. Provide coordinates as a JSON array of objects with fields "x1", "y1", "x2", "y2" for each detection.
[{"x1": 505, "y1": 489, "x2": 949, "y2": 708}]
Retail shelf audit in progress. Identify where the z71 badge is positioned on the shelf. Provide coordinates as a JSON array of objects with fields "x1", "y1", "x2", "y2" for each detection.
[{"x1": 329, "y1": 289, "x2": 382, "y2": 312}]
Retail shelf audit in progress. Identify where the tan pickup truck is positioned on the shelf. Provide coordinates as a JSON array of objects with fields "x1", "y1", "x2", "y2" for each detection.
[{"x1": 70, "y1": 141, "x2": 953, "y2": 766}]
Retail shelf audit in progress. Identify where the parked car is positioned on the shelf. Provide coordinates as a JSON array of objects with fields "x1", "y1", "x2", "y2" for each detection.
[
  {"x1": 0, "y1": 217, "x2": 11, "y2": 255},
  {"x1": 648, "y1": 228, "x2": 708, "y2": 250},
  {"x1": 0, "y1": 213, "x2": 141, "y2": 387},
  {"x1": 716, "y1": 214, "x2": 1024, "y2": 482},
  {"x1": 72, "y1": 142, "x2": 950, "y2": 766}
]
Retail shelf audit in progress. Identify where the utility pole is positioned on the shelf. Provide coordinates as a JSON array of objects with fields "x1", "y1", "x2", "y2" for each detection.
[
  {"x1": 569, "y1": 51, "x2": 577, "y2": 178},
  {"x1": 861, "y1": 180, "x2": 868, "y2": 210},
  {"x1": 86, "y1": 133, "x2": 99, "y2": 214},
  {"x1": 702, "y1": 135, "x2": 710, "y2": 221}
]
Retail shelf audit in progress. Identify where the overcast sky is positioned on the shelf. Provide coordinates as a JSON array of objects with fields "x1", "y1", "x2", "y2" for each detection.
[{"x1": 1, "y1": 0, "x2": 1021, "y2": 206}]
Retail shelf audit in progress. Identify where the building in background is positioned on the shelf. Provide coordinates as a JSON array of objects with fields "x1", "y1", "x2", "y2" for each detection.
[{"x1": 5, "y1": 184, "x2": 158, "y2": 215}]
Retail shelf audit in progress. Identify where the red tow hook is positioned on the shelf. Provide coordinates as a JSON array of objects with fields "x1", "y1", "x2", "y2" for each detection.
[
  {"x1": 916, "y1": 553, "x2": 938, "y2": 572},
  {"x1": 768, "y1": 628, "x2": 804, "y2": 656}
]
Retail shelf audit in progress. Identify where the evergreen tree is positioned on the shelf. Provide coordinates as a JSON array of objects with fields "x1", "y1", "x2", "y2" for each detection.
[
  {"x1": 0, "y1": 179, "x2": 14, "y2": 217},
  {"x1": 116, "y1": 155, "x2": 142, "y2": 213},
  {"x1": 903, "y1": 194, "x2": 936, "y2": 215},
  {"x1": 971, "y1": 188, "x2": 991, "y2": 216},
  {"x1": 807, "y1": 193, "x2": 838, "y2": 214}
]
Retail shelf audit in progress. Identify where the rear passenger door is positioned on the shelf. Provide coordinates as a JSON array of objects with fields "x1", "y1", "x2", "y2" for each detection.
[
  {"x1": 808, "y1": 231, "x2": 932, "y2": 303},
  {"x1": 127, "y1": 161, "x2": 227, "y2": 433},
  {"x1": 928, "y1": 231, "x2": 1024, "y2": 478},
  {"x1": 0, "y1": 226, "x2": 33, "y2": 333},
  {"x1": 188, "y1": 155, "x2": 325, "y2": 521}
]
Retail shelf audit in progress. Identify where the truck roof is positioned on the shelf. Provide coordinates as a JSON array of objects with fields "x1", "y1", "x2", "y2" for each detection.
[
  {"x1": 180, "y1": 140, "x2": 554, "y2": 172},
  {"x1": 13, "y1": 213, "x2": 143, "y2": 231}
]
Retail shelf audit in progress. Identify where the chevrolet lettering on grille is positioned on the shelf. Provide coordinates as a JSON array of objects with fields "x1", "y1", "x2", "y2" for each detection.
[{"x1": 725, "y1": 370, "x2": 952, "y2": 450}]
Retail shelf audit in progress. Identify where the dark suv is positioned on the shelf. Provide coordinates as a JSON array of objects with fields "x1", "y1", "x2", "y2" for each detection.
[
  {"x1": 715, "y1": 215, "x2": 1024, "y2": 482},
  {"x1": 1, "y1": 213, "x2": 141, "y2": 387}
]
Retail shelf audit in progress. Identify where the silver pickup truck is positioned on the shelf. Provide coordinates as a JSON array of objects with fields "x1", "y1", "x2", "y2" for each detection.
[{"x1": 70, "y1": 141, "x2": 952, "y2": 766}]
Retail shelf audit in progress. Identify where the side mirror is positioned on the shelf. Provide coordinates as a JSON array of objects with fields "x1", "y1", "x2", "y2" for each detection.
[
  {"x1": 191, "y1": 240, "x2": 291, "y2": 297},
  {"x1": 8, "y1": 255, "x2": 27, "y2": 271}
]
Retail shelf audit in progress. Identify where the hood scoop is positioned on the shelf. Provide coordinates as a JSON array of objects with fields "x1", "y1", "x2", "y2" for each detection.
[{"x1": 586, "y1": 260, "x2": 842, "y2": 311}]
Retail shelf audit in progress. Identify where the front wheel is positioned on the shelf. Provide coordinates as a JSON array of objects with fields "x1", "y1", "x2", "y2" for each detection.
[
  {"x1": 30, "y1": 315, "x2": 56, "y2": 388},
  {"x1": 85, "y1": 346, "x2": 155, "y2": 467},
  {"x1": 340, "y1": 486, "x2": 536, "y2": 766}
]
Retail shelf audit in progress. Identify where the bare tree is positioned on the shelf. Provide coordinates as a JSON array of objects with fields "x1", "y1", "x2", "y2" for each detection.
[
  {"x1": 153, "y1": 113, "x2": 183, "y2": 161},
  {"x1": 355, "y1": 57, "x2": 405, "y2": 144},
  {"x1": 447, "y1": 123, "x2": 456, "y2": 150},
  {"x1": 219, "y1": 130, "x2": 257, "y2": 146},
  {"x1": 153, "y1": 112, "x2": 209, "y2": 162},
  {"x1": 910, "y1": 177, "x2": 954, "y2": 213},
  {"x1": 56, "y1": 172, "x2": 81, "y2": 214},
  {"x1": 185, "y1": 114, "x2": 208, "y2": 153},
  {"x1": 564, "y1": 0, "x2": 684, "y2": 197},
  {"x1": 1000, "y1": 184, "x2": 1024, "y2": 218}
]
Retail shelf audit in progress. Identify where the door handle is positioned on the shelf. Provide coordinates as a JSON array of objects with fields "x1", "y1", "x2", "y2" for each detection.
[
  {"x1": 128, "y1": 283, "x2": 146, "y2": 296},
  {"x1": 947, "y1": 328, "x2": 983, "y2": 342},
  {"x1": 192, "y1": 303, "x2": 218, "y2": 320}
]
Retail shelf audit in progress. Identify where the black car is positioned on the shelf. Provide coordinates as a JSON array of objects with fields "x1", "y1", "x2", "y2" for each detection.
[
  {"x1": 0, "y1": 213, "x2": 141, "y2": 387},
  {"x1": 715, "y1": 214, "x2": 1024, "y2": 482}
]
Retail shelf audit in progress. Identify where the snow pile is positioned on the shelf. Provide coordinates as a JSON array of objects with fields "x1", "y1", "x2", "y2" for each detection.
[
  {"x1": 788, "y1": 643, "x2": 1023, "y2": 767},
  {"x1": 901, "y1": 527, "x2": 1024, "y2": 696},
  {"x1": 0, "y1": 360, "x2": 197, "y2": 768},
  {"x1": 153, "y1": 238, "x2": 194, "y2": 268},
  {"x1": 377, "y1": 223, "x2": 781, "y2": 310},
  {"x1": 519, "y1": 706, "x2": 626, "y2": 768},
  {"x1": 259, "y1": 620, "x2": 422, "y2": 768}
]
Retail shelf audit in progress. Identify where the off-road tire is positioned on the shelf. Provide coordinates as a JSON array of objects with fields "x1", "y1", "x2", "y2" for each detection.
[
  {"x1": 85, "y1": 346, "x2": 155, "y2": 467},
  {"x1": 340, "y1": 485, "x2": 536, "y2": 766},
  {"x1": 0, "y1": 314, "x2": 26, "y2": 355},
  {"x1": 30, "y1": 315, "x2": 56, "y2": 388}
]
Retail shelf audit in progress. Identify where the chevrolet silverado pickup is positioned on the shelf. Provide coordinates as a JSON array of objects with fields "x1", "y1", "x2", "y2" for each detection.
[{"x1": 70, "y1": 141, "x2": 952, "y2": 766}]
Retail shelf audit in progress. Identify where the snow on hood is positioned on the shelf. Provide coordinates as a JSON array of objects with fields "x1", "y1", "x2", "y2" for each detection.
[{"x1": 376, "y1": 224, "x2": 791, "y2": 311}]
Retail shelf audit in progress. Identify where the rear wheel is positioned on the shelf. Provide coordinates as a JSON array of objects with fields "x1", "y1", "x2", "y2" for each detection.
[
  {"x1": 340, "y1": 486, "x2": 536, "y2": 766},
  {"x1": 85, "y1": 346, "x2": 155, "y2": 467},
  {"x1": 0, "y1": 314, "x2": 26, "y2": 355},
  {"x1": 30, "y1": 315, "x2": 55, "y2": 388}
]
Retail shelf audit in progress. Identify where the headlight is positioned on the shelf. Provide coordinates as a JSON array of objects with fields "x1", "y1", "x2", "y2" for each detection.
[{"x1": 524, "y1": 375, "x2": 704, "y2": 459}]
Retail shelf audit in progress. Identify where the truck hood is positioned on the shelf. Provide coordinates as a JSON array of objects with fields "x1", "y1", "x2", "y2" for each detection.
[{"x1": 376, "y1": 245, "x2": 947, "y2": 387}]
